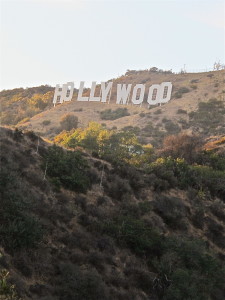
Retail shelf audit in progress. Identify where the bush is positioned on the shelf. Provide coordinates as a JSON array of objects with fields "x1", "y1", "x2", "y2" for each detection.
[
  {"x1": 161, "y1": 133, "x2": 202, "y2": 164},
  {"x1": 154, "y1": 109, "x2": 162, "y2": 115},
  {"x1": 164, "y1": 120, "x2": 180, "y2": 134},
  {"x1": 42, "y1": 145, "x2": 90, "y2": 193},
  {"x1": 100, "y1": 108, "x2": 130, "y2": 120},
  {"x1": 102, "y1": 215, "x2": 164, "y2": 257},
  {"x1": 152, "y1": 195, "x2": 188, "y2": 230},
  {"x1": 56, "y1": 263, "x2": 108, "y2": 300},
  {"x1": 0, "y1": 269, "x2": 21, "y2": 299},
  {"x1": 60, "y1": 114, "x2": 78, "y2": 131},
  {"x1": 174, "y1": 87, "x2": 190, "y2": 98},
  {"x1": 189, "y1": 99, "x2": 225, "y2": 134},
  {"x1": 42, "y1": 120, "x2": 51, "y2": 126},
  {"x1": 190, "y1": 79, "x2": 199, "y2": 83},
  {"x1": 104, "y1": 175, "x2": 132, "y2": 201},
  {"x1": 177, "y1": 109, "x2": 187, "y2": 114},
  {"x1": 0, "y1": 167, "x2": 43, "y2": 251}
]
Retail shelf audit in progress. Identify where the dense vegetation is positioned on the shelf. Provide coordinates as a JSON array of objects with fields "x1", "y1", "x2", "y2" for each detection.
[
  {"x1": 100, "y1": 108, "x2": 130, "y2": 120},
  {"x1": 0, "y1": 127, "x2": 225, "y2": 299},
  {"x1": 42, "y1": 144, "x2": 90, "y2": 193},
  {"x1": 0, "y1": 85, "x2": 54, "y2": 125},
  {"x1": 0, "y1": 70, "x2": 225, "y2": 299}
]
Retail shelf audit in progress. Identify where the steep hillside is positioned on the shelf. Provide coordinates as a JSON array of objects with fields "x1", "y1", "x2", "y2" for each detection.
[
  {"x1": 0, "y1": 85, "x2": 54, "y2": 126},
  {"x1": 0, "y1": 127, "x2": 225, "y2": 300},
  {"x1": 1, "y1": 69, "x2": 224, "y2": 144}
]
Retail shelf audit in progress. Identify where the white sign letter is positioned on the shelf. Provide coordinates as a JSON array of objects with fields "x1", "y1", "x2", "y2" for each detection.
[
  {"x1": 101, "y1": 82, "x2": 113, "y2": 103},
  {"x1": 53, "y1": 82, "x2": 74, "y2": 105},
  {"x1": 131, "y1": 84, "x2": 145, "y2": 105},
  {"x1": 77, "y1": 81, "x2": 89, "y2": 102},
  {"x1": 89, "y1": 81, "x2": 101, "y2": 102},
  {"x1": 116, "y1": 84, "x2": 132, "y2": 105}
]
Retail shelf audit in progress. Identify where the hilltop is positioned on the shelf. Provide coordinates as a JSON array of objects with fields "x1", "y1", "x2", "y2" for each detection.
[{"x1": 1, "y1": 69, "x2": 224, "y2": 145}]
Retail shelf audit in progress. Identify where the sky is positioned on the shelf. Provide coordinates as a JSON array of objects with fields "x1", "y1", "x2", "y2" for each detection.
[{"x1": 0, "y1": 0, "x2": 224, "y2": 90}]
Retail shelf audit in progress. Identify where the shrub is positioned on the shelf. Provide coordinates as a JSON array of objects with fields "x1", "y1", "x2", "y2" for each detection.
[
  {"x1": 177, "y1": 109, "x2": 187, "y2": 114},
  {"x1": 189, "y1": 99, "x2": 225, "y2": 134},
  {"x1": 152, "y1": 196, "x2": 188, "y2": 230},
  {"x1": 42, "y1": 120, "x2": 51, "y2": 126},
  {"x1": 161, "y1": 133, "x2": 202, "y2": 164},
  {"x1": 56, "y1": 263, "x2": 108, "y2": 300},
  {"x1": 0, "y1": 269, "x2": 21, "y2": 300},
  {"x1": 100, "y1": 108, "x2": 130, "y2": 120},
  {"x1": 154, "y1": 109, "x2": 162, "y2": 115},
  {"x1": 190, "y1": 79, "x2": 199, "y2": 83},
  {"x1": 42, "y1": 145, "x2": 90, "y2": 193},
  {"x1": 178, "y1": 87, "x2": 190, "y2": 94},
  {"x1": 0, "y1": 167, "x2": 43, "y2": 251},
  {"x1": 60, "y1": 114, "x2": 78, "y2": 131},
  {"x1": 102, "y1": 215, "x2": 164, "y2": 257},
  {"x1": 104, "y1": 175, "x2": 132, "y2": 201},
  {"x1": 164, "y1": 120, "x2": 180, "y2": 134},
  {"x1": 174, "y1": 87, "x2": 190, "y2": 98}
]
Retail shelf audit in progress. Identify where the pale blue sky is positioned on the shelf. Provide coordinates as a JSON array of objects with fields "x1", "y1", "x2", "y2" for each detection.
[{"x1": 0, "y1": 0, "x2": 224, "y2": 90}]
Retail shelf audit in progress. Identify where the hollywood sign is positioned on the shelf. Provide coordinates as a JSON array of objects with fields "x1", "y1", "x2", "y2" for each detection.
[{"x1": 53, "y1": 81, "x2": 172, "y2": 107}]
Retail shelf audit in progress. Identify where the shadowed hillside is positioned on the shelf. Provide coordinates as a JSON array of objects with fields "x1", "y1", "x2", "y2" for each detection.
[{"x1": 0, "y1": 127, "x2": 225, "y2": 300}]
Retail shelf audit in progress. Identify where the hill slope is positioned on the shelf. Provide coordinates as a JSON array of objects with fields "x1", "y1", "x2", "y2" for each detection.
[
  {"x1": 1, "y1": 69, "x2": 224, "y2": 143},
  {"x1": 0, "y1": 127, "x2": 225, "y2": 300}
]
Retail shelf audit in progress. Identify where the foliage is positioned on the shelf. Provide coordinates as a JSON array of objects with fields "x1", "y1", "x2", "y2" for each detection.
[
  {"x1": 0, "y1": 269, "x2": 21, "y2": 300},
  {"x1": 161, "y1": 133, "x2": 202, "y2": 163},
  {"x1": 102, "y1": 214, "x2": 164, "y2": 256},
  {"x1": 0, "y1": 167, "x2": 43, "y2": 251},
  {"x1": 60, "y1": 114, "x2": 78, "y2": 131},
  {"x1": 177, "y1": 109, "x2": 187, "y2": 114},
  {"x1": 189, "y1": 98, "x2": 225, "y2": 134},
  {"x1": 98, "y1": 210, "x2": 225, "y2": 299},
  {"x1": 42, "y1": 145, "x2": 90, "y2": 193},
  {"x1": 0, "y1": 86, "x2": 54, "y2": 125},
  {"x1": 174, "y1": 87, "x2": 190, "y2": 98},
  {"x1": 42, "y1": 120, "x2": 51, "y2": 126},
  {"x1": 54, "y1": 122, "x2": 153, "y2": 166},
  {"x1": 148, "y1": 156, "x2": 225, "y2": 199},
  {"x1": 164, "y1": 120, "x2": 180, "y2": 134},
  {"x1": 100, "y1": 107, "x2": 130, "y2": 120},
  {"x1": 56, "y1": 263, "x2": 108, "y2": 300}
]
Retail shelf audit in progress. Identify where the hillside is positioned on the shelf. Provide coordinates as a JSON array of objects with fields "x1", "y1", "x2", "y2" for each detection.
[
  {"x1": 1, "y1": 68, "x2": 225, "y2": 300},
  {"x1": 1, "y1": 69, "x2": 224, "y2": 145},
  {"x1": 0, "y1": 127, "x2": 225, "y2": 300}
]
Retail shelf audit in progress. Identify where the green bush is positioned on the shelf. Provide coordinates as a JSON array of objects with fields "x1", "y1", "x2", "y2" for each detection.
[
  {"x1": 42, "y1": 120, "x2": 51, "y2": 126},
  {"x1": 102, "y1": 215, "x2": 164, "y2": 256},
  {"x1": 177, "y1": 109, "x2": 187, "y2": 114},
  {"x1": 100, "y1": 108, "x2": 130, "y2": 120},
  {"x1": 174, "y1": 87, "x2": 190, "y2": 99},
  {"x1": 148, "y1": 156, "x2": 225, "y2": 199},
  {"x1": 152, "y1": 196, "x2": 188, "y2": 230},
  {"x1": 56, "y1": 263, "x2": 108, "y2": 300},
  {"x1": 43, "y1": 145, "x2": 90, "y2": 193},
  {"x1": 164, "y1": 120, "x2": 180, "y2": 134}
]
